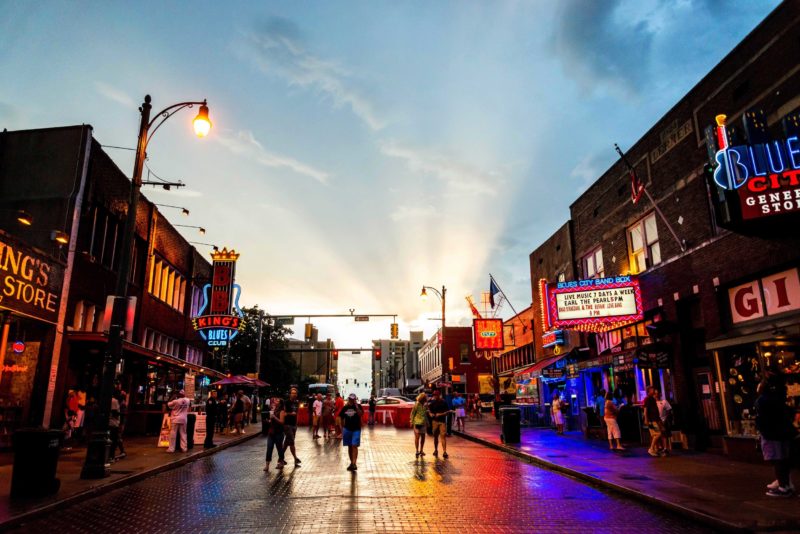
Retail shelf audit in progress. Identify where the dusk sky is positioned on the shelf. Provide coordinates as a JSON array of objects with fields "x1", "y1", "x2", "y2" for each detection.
[{"x1": 1, "y1": 1, "x2": 780, "y2": 385}]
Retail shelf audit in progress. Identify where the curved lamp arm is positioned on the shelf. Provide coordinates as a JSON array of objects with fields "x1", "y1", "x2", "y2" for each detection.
[
  {"x1": 145, "y1": 99, "x2": 207, "y2": 149},
  {"x1": 421, "y1": 285, "x2": 443, "y2": 301}
]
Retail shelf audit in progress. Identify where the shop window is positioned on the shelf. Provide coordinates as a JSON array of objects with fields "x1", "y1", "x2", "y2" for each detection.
[
  {"x1": 148, "y1": 257, "x2": 186, "y2": 312},
  {"x1": 582, "y1": 247, "x2": 604, "y2": 279},
  {"x1": 72, "y1": 300, "x2": 98, "y2": 332},
  {"x1": 87, "y1": 207, "x2": 121, "y2": 270},
  {"x1": 627, "y1": 213, "x2": 661, "y2": 274},
  {"x1": 460, "y1": 343, "x2": 469, "y2": 364}
]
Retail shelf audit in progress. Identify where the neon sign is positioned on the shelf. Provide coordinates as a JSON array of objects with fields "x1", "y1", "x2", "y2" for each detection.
[
  {"x1": 473, "y1": 318, "x2": 504, "y2": 351},
  {"x1": 546, "y1": 276, "x2": 643, "y2": 333},
  {"x1": 192, "y1": 248, "x2": 244, "y2": 347},
  {"x1": 710, "y1": 113, "x2": 800, "y2": 220},
  {"x1": 542, "y1": 330, "x2": 564, "y2": 348}
]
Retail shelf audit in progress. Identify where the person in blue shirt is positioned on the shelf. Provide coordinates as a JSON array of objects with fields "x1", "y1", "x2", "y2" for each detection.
[{"x1": 452, "y1": 392, "x2": 467, "y2": 432}]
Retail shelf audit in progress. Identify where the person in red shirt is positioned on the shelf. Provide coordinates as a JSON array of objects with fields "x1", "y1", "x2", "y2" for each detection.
[{"x1": 334, "y1": 393, "x2": 345, "y2": 439}]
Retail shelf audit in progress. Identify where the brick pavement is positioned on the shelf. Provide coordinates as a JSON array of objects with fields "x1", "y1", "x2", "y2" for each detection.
[
  {"x1": 6, "y1": 426, "x2": 709, "y2": 533},
  {"x1": 0, "y1": 427, "x2": 257, "y2": 529},
  {"x1": 457, "y1": 418, "x2": 800, "y2": 532}
]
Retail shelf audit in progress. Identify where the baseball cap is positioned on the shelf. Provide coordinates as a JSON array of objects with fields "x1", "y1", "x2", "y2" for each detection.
[{"x1": 348, "y1": 393, "x2": 357, "y2": 400}]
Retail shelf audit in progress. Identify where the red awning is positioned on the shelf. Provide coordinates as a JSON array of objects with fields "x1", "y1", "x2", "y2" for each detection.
[{"x1": 514, "y1": 353, "x2": 567, "y2": 377}]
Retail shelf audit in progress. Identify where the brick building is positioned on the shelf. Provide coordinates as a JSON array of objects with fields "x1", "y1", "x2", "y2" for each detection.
[
  {"x1": 418, "y1": 326, "x2": 492, "y2": 394},
  {"x1": 0, "y1": 125, "x2": 225, "y2": 437},
  {"x1": 519, "y1": 1, "x2": 800, "y2": 453}
]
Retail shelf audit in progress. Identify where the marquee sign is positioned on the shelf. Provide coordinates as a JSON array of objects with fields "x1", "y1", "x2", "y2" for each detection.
[
  {"x1": 545, "y1": 276, "x2": 643, "y2": 333},
  {"x1": 0, "y1": 232, "x2": 63, "y2": 324},
  {"x1": 473, "y1": 318, "x2": 504, "y2": 351},
  {"x1": 192, "y1": 248, "x2": 244, "y2": 347},
  {"x1": 708, "y1": 111, "x2": 800, "y2": 221}
]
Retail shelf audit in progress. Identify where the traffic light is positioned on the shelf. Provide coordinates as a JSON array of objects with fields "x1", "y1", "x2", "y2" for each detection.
[
  {"x1": 304, "y1": 323, "x2": 313, "y2": 341},
  {"x1": 390, "y1": 322, "x2": 399, "y2": 339},
  {"x1": 333, "y1": 350, "x2": 339, "y2": 361},
  {"x1": 374, "y1": 348, "x2": 382, "y2": 360}
]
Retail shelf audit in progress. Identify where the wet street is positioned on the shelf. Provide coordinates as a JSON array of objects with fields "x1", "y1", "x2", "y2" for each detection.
[{"x1": 8, "y1": 427, "x2": 710, "y2": 533}]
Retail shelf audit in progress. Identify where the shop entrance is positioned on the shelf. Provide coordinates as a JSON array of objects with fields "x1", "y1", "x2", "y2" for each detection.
[{"x1": 695, "y1": 369, "x2": 722, "y2": 432}]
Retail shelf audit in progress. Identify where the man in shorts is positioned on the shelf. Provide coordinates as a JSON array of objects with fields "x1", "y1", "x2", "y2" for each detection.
[
  {"x1": 427, "y1": 389, "x2": 451, "y2": 458},
  {"x1": 339, "y1": 393, "x2": 363, "y2": 471},
  {"x1": 282, "y1": 388, "x2": 302, "y2": 466}
]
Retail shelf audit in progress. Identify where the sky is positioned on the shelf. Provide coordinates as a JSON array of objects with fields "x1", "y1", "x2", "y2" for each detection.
[{"x1": 0, "y1": 0, "x2": 781, "y2": 388}]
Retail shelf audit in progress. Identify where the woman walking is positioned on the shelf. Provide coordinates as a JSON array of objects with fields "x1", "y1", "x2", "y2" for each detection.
[
  {"x1": 264, "y1": 399, "x2": 286, "y2": 471},
  {"x1": 603, "y1": 392, "x2": 625, "y2": 451},
  {"x1": 410, "y1": 393, "x2": 428, "y2": 458},
  {"x1": 552, "y1": 392, "x2": 565, "y2": 434}
]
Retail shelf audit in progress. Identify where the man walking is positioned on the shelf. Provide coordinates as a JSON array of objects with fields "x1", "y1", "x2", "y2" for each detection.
[
  {"x1": 334, "y1": 393, "x2": 345, "y2": 438},
  {"x1": 312, "y1": 394, "x2": 323, "y2": 439},
  {"x1": 204, "y1": 390, "x2": 218, "y2": 448},
  {"x1": 166, "y1": 390, "x2": 191, "y2": 453},
  {"x1": 339, "y1": 393, "x2": 363, "y2": 471},
  {"x1": 231, "y1": 390, "x2": 246, "y2": 435},
  {"x1": 283, "y1": 388, "x2": 302, "y2": 466},
  {"x1": 368, "y1": 395, "x2": 376, "y2": 426},
  {"x1": 427, "y1": 389, "x2": 451, "y2": 458}
]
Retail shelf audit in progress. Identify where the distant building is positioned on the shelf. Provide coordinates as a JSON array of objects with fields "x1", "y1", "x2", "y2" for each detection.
[
  {"x1": 286, "y1": 329, "x2": 335, "y2": 384},
  {"x1": 418, "y1": 327, "x2": 492, "y2": 394}
]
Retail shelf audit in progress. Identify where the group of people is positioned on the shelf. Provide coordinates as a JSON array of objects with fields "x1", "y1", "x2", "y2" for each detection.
[
  {"x1": 310, "y1": 392, "x2": 345, "y2": 439},
  {"x1": 409, "y1": 389, "x2": 459, "y2": 459},
  {"x1": 209, "y1": 390, "x2": 256, "y2": 436},
  {"x1": 264, "y1": 388, "x2": 364, "y2": 471}
]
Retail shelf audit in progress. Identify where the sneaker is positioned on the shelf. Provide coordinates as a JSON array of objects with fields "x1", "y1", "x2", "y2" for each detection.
[
  {"x1": 443, "y1": 452, "x2": 449, "y2": 459},
  {"x1": 347, "y1": 464, "x2": 355, "y2": 471},
  {"x1": 766, "y1": 486, "x2": 794, "y2": 498},
  {"x1": 416, "y1": 452, "x2": 420, "y2": 458},
  {"x1": 433, "y1": 450, "x2": 439, "y2": 457},
  {"x1": 420, "y1": 451, "x2": 426, "y2": 456},
  {"x1": 294, "y1": 459, "x2": 302, "y2": 466},
  {"x1": 352, "y1": 464, "x2": 358, "y2": 471}
]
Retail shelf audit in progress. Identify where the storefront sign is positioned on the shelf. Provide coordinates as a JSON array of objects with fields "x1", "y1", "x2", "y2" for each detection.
[
  {"x1": 11, "y1": 341, "x2": 25, "y2": 354},
  {"x1": 473, "y1": 318, "x2": 504, "y2": 351},
  {"x1": 612, "y1": 352, "x2": 637, "y2": 372},
  {"x1": 542, "y1": 330, "x2": 564, "y2": 348},
  {"x1": 193, "y1": 413, "x2": 206, "y2": 444},
  {"x1": 0, "y1": 233, "x2": 63, "y2": 324},
  {"x1": 729, "y1": 268, "x2": 800, "y2": 324},
  {"x1": 192, "y1": 248, "x2": 245, "y2": 347},
  {"x1": 637, "y1": 351, "x2": 670, "y2": 369},
  {"x1": 546, "y1": 276, "x2": 643, "y2": 332},
  {"x1": 542, "y1": 367, "x2": 565, "y2": 379},
  {"x1": 157, "y1": 414, "x2": 171, "y2": 447}
]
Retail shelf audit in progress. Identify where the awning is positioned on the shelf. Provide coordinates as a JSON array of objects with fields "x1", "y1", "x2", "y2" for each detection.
[
  {"x1": 706, "y1": 321, "x2": 800, "y2": 350},
  {"x1": 67, "y1": 332, "x2": 226, "y2": 379},
  {"x1": 514, "y1": 353, "x2": 568, "y2": 378}
]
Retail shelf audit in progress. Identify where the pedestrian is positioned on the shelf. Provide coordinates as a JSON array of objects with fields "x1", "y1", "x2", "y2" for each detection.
[
  {"x1": 368, "y1": 395, "x2": 377, "y2": 426},
  {"x1": 756, "y1": 373, "x2": 797, "y2": 497},
  {"x1": 231, "y1": 390, "x2": 246, "y2": 435},
  {"x1": 339, "y1": 393, "x2": 364, "y2": 471},
  {"x1": 242, "y1": 391, "x2": 253, "y2": 428},
  {"x1": 472, "y1": 394, "x2": 482, "y2": 420},
  {"x1": 656, "y1": 390, "x2": 673, "y2": 456},
  {"x1": 551, "y1": 392, "x2": 565, "y2": 435},
  {"x1": 643, "y1": 386, "x2": 663, "y2": 457},
  {"x1": 410, "y1": 393, "x2": 428, "y2": 457},
  {"x1": 109, "y1": 393, "x2": 125, "y2": 460},
  {"x1": 282, "y1": 388, "x2": 302, "y2": 466},
  {"x1": 322, "y1": 394, "x2": 334, "y2": 439},
  {"x1": 312, "y1": 394, "x2": 323, "y2": 439},
  {"x1": 334, "y1": 393, "x2": 345, "y2": 438},
  {"x1": 204, "y1": 389, "x2": 218, "y2": 448},
  {"x1": 166, "y1": 390, "x2": 191, "y2": 453},
  {"x1": 603, "y1": 392, "x2": 624, "y2": 451},
  {"x1": 452, "y1": 391, "x2": 466, "y2": 432},
  {"x1": 216, "y1": 394, "x2": 228, "y2": 435},
  {"x1": 264, "y1": 398, "x2": 286, "y2": 471},
  {"x1": 427, "y1": 389, "x2": 451, "y2": 458}
]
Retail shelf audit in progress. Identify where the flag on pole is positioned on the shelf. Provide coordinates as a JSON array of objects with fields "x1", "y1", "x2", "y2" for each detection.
[
  {"x1": 489, "y1": 277, "x2": 501, "y2": 308},
  {"x1": 466, "y1": 296, "x2": 482, "y2": 319},
  {"x1": 630, "y1": 167, "x2": 645, "y2": 204}
]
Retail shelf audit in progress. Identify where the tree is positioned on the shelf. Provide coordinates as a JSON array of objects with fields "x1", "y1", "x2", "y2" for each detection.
[{"x1": 226, "y1": 307, "x2": 298, "y2": 395}]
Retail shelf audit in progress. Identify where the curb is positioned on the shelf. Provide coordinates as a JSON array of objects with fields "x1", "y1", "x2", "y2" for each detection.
[
  {"x1": 453, "y1": 430, "x2": 755, "y2": 533},
  {"x1": 0, "y1": 432, "x2": 262, "y2": 532}
]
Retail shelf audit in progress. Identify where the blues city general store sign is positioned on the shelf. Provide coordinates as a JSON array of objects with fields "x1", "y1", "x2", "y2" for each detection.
[{"x1": 192, "y1": 248, "x2": 244, "y2": 347}]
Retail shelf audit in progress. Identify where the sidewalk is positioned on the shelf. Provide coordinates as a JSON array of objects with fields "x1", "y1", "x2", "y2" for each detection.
[
  {"x1": 456, "y1": 418, "x2": 800, "y2": 532},
  {"x1": 0, "y1": 427, "x2": 259, "y2": 530}
]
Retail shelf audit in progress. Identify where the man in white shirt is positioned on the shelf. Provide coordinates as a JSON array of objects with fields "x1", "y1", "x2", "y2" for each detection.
[
  {"x1": 312, "y1": 394, "x2": 323, "y2": 439},
  {"x1": 167, "y1": 390, "x2": 191, "y2": 453}
]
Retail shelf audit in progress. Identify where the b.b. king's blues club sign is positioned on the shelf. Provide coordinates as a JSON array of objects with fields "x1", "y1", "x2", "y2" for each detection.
[{"x1": 192, "y1": 248, "x2": 245, "y2": 347}]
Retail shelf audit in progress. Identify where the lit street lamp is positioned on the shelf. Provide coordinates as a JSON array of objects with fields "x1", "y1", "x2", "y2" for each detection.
[
  {"x1": 155, "y1": 203, "x2": 190, "y2": 216},
  {"x1": 174, "y1": 224, "x2": 206, "y2": 235},
  {"x1": 82, "y1": 94, "x2": 211, "y2": 479},
  {"x1": 420, "y1": 285, "x2": 447, "y2": 387}
]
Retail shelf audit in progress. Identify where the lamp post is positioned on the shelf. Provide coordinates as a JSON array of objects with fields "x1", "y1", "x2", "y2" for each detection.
[
  {"x1": 81, "y1": 94, "x2": 211, "y2": 479},
  {"x1": 420, "y1": 285, "x2": 447, "y2": 386},
  {"x1": 174, "y1": 224, "x2": 206, "y2": 235}
]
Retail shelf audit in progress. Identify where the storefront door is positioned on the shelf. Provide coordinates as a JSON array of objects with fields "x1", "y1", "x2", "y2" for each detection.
[{"x1": 695, "y1": 369, "x2": 723, "y2": 432}]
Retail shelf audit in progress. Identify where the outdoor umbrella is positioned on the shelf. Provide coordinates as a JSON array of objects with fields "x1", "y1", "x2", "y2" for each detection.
[{"x1": 211, "y1": 375, "x2": 253, "y2": 386}]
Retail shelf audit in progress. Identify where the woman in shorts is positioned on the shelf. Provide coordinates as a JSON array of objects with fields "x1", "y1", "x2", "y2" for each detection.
[
  {"x1": 410, "y1": 393, "x2": 428, "y2": 458},
  {"x1": 603, "y1": 392, "x2": 625, "y2": 451}
]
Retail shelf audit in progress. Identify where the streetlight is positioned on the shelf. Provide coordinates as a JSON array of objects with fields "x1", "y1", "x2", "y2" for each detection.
[
  {"x1": 420, "y1": 285, "x2": 447, "y2": 387},
  {"x1": 82, "y1": 94, "x2": 211, "y2": 479},
  {"x1": 155, "y1": 203, "x2": 190, "y2": 216},
  {"x1": 174, "y1": 224, "x2": 205, "y2": 235},
  {"x1": 189, "y1": 241, "x2": 219, "y2": 252}
]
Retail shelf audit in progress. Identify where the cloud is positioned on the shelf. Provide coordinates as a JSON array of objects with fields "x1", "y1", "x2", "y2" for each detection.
[
  {"x1": 390, "y1": 204, "x2": 438, "y2": 222},
  {"x1": 570, "y1": 150, "x2": 613, "y2": 193},
  {"x1": 217, "y1": 130, "x2": 330, "y2": 184},
  {"x1": 241, "y1": 17, "x2": 385, "y2": 131},
  {"x1": 380, "y1": 140, "x2": 501, "y2": 196},
  {"x1": 94, "y1": 81, "x2": 135, "y2": 108},
  {"x1": 552, "y1": 0, "x2": 655, "y2": 96}
]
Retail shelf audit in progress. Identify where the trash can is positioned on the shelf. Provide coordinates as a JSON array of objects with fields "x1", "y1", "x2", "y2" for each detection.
[
  {"x1": 500, "y1": 406, "x2": 521, "y2": 444},
  {"x1": 186, "y1": 413, "x2": 196, "y2": 449},
  {"x1": 11, "y1": 428, "x2": 63, "y2": 499}
]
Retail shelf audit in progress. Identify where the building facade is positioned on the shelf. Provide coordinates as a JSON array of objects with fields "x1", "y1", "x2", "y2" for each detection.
[{"x1": 418, "y1": 326, "x2": 491, "y2": 394}]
